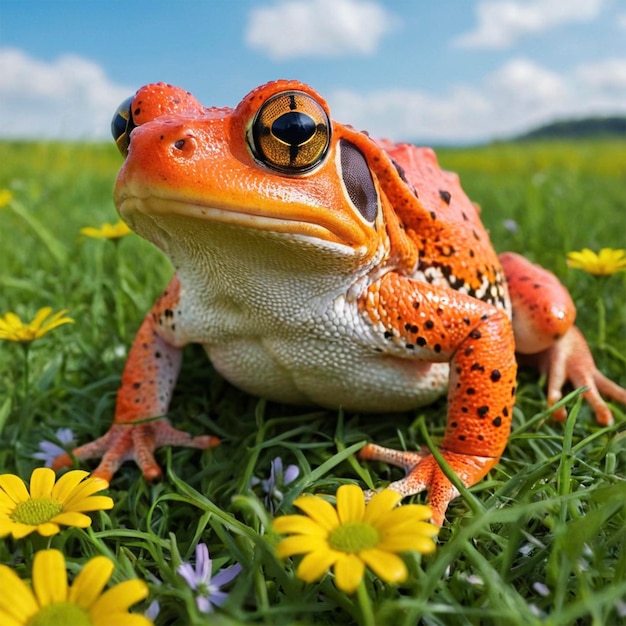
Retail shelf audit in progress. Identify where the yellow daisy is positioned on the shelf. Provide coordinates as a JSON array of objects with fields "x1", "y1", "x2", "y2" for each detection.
[
  {"x1": 80, "y1": 220, "x2": 132, "y2": 240},
  {"x1": 0, "y1": 548, "x2": 152, "y2": 626},
  {"x1": 0, "y1": 188, "x2": 13, "y2": 208},
  {"x1": 0, "y1": 468, "x2": 113, "y2": 539},
  {"x1": 0, "y1": 308, "x2": 74, "y2": 343},
  {"x1": 566, "y1": 247, "x2": 626, "y2": 275},
  {"x1": 273, "y1": 484, "x2": 438, "y2": 593}
]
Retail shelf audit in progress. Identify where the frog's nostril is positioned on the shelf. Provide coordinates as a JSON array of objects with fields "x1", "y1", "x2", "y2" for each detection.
[{"x1": 170, "y1": 134, "x2": 197, "y2": 156}]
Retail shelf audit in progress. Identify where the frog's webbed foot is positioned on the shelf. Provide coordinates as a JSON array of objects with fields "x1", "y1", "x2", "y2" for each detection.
[
  {"x1": 360, "y1": 444, "x2": 499, "y2": 526},
  {"x1": 51, "y1": 419, "x2": 220, "y2": 481},
  {"x1": 520, "y1": 326, "x2": 626, "y2": 426}
]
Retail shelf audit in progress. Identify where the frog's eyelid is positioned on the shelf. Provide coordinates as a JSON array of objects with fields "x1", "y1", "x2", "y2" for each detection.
[{"x1": 337, "y1": 139, "x2": 379, "y2": 224}]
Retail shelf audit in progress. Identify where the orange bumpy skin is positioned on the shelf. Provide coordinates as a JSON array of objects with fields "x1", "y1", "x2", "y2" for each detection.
[{"x1": 54, "y1": 80, "x2": 625, "y2": 525}]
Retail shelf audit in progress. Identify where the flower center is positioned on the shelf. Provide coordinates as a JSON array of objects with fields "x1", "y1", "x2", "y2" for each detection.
[
  {"x1": 328, "y1": 522, "x2": 380, "y2": 554},
  {"x1": 27, "y1": 602, "x2": 92, "y2": 626},
  {"x1": 197, "y1": 582, "x2": 211, "y2": 596},
  {"x1": 11, "y1": 497, "x2": 63, "y2": 526}
]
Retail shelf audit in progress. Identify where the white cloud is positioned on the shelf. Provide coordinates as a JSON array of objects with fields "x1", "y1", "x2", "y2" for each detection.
[
  {"x1": 576, "y1": 58, "x2": 626, "y2": 92},
  {"x1": 618, "y1": 13, "x2": 626, "y2": 30},
  {"x1": 486, "y1": 58, "x2": 568, "y2": 110},
  {"x1": 329, "y1": 87, "x2": 492, "y2": 142},
  {"x1": 244, "y1": 0, "x2": 397, "y2": 60},
  {"x1": 327, "y1": 57, "x2": 626, "y2": 143},
  {"x1": 454, "y1": 0, "x2": 605, "y2": 49},
  {"x1": 0, "y1": 48, "x2": 133, "y2": 140},
  {"x1": 573, "y1": 58, "x2": 626, "y2": 115}
]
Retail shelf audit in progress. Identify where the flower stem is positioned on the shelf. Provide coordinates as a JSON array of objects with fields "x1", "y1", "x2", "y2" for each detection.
[
  {"x1": 356, "y1": 579, "x2": 375, "y2": 626},
  {"x1": 15, "y1": 342, "x2": 34, "y2": 441},
  {"x1": 596, "y1": 295, "x2": 606, "y2": 348},
  {"x1": 21, "y1": 342, "x2": 30, "y2": 400}
]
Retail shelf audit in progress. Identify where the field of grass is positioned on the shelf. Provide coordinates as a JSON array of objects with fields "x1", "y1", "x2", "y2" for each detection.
[{"x1": 0, "y1": 138, "x2": 625, "y2": 625}]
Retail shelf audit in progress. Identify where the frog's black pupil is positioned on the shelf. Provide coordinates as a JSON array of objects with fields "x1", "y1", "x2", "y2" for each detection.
[{"x1": 272, "y1": 112, "x2": 316, "y2": 146}]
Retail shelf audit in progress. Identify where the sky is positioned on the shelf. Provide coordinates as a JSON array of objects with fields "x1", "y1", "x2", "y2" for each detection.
[{"x1": 1, "y1": 0, "x2": 625, "y2": 144}]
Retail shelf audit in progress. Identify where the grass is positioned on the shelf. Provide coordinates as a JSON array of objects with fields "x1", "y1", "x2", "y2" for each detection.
[{"x1": 0, "y1": 138, "x2": 625, "y2": 625}]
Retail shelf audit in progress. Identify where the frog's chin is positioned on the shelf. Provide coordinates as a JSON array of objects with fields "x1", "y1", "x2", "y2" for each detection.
[{"x1": 117, "y1": 194, "x2": 371, "y2": 251}]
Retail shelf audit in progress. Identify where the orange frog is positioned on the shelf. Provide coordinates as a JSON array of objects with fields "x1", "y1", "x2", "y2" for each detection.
[{"x1": 54, "y1": 81, "x2": 626, "y2": 525}]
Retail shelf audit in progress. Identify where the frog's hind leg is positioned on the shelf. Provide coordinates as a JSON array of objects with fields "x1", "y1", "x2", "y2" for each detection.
[{"x1": 500, "y1": 251, "x2": 626, "y2": 425}]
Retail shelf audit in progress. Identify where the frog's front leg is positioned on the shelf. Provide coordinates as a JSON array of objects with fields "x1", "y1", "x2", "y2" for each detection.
[
  {"x1": 53, "y1": 276, "x2": 219, "y2": 480},
  {"x1": 359, "y1": 272, "x2": 517, "y2": 525},
  {"x1": 500, "y1": 252, "x2": 626, "y2": 425}
]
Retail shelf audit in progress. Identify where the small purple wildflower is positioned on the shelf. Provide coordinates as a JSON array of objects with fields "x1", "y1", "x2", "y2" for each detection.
[
  {"x1": 33, "y1": 427, "x2": 75, "y2": 467},
  {"x1": 503, "y1": 219, "x2": 519, "y2": 234},
  {"x1": 250, "y1": 456, "x2": 300, "y2": 512},
  {"x1": 177, "y1": 543, "x2": 242, "y2": 613},
  {"x1": 145, "y1": 600, "x2": 160, "y2": 621}
]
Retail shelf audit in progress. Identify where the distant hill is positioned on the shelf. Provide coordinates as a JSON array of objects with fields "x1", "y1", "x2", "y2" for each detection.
[{"x1": 516, "y1": 116, "x2": 626, "y2": 141}]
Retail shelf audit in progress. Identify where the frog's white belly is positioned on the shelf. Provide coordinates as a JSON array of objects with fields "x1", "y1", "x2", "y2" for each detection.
[
  {"x1": 204, "y1": 336, "x2": 449, "y2": 412},
  {"x1": 159, "y1": 221, "x2": 450, "y2": 411}
]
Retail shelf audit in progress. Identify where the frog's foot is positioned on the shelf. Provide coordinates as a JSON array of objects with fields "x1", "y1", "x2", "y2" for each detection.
[
  {"x1": 51, "y1": 419, "x2": 220, "y2": 481},
  {"x1": 520, "y1": 326, "x2": 626, "y2": 426},
  {"x1": 360, "y1": 443, "x2": 499, "y2": 526}
]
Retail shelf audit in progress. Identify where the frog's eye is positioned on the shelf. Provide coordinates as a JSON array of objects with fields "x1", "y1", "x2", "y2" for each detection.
[
  {"x1": 250, "y1": 91, "x2": 331, "y2": 173},
  {"x1": 111, "y1": 95, "x2": 136, "y2": 157}
]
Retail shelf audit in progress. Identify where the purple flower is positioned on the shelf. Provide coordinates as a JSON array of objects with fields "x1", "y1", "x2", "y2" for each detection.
[
  {"x1": 145, "y1": 600, "x2": 160, "y2": 621},
  {"x1": 250, "y1": 456, "x2": 300, "y2": 511},
  {"x1": 33, "y1": 428, "x2": 75, "y2": 467},
  {"x1": 503, "y1": 218, "x2": 519, "y2": 233},
  {"x1": 177, "y1": 543, "x2": 242, "y2": 613}
]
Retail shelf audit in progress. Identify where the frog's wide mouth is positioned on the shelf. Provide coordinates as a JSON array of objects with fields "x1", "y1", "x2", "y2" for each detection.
[{"x1": 117, "y1": 193, "x2": 367, "y2": 249}]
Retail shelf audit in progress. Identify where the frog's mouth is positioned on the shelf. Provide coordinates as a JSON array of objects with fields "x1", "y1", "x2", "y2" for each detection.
[
  {"x1": 117, "y1": 194, "x2": 387, "y2": 281},
  {"x1": 117, "y1": 193, "x2": 371, "y2": 252}
]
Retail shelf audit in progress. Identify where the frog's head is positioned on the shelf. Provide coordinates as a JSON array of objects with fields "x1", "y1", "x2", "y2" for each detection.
[{"x1": 111, "y1": 81, "x2": 417, "y2": 279}]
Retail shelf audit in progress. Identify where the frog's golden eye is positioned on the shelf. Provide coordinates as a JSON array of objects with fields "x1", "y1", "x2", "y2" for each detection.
[
  {"x1": 250, "y1": 91, "x2": 331, "y2": 173},
  {"x1": 111, "y1": 95, "x2": 136, "y2": 157}
]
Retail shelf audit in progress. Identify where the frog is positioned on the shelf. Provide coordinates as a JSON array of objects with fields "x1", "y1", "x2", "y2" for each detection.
[{"x1": 53, "y1": 80, "x2": 626, "y2": 525}]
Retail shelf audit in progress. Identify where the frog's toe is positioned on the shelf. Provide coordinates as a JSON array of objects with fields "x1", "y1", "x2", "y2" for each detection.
[
  {"x1": 51, "y1": 419, "x2": 220, "y2": 481},
  {"x1": 360, "y1": 443, "x2": 428, "y2": 472},
  {"x1": 133, "y1": 420, "x2": 220, "y2": 480},
  {"x1": 360, "y1": 443, "x2": 498, "y2": 526},
  {"x1": 51, "y1": 430, "x2": 119, "y2": 477},
  {"x1": 530, "y1": 326, "x2": 626, "y2": 426}
]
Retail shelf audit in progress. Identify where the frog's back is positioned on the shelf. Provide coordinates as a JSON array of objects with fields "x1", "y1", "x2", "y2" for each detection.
[{"x1": 376, "y1": 139, "x2": 509, "y2": 311}]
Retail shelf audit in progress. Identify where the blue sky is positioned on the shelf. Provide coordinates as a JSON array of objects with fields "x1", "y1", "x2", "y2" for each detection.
[{"x1": 1, "y1": 0, "x2": 625, "y2": 143}]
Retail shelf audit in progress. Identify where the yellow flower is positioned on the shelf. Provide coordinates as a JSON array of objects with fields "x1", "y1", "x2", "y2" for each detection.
[
  {"x1": 0, "y1": 188, "x2": 13, "y2": 208},
  {"x1": 273, "y1": 485, "x2": 438, "y2": 593},
  {"x1": 0, "y1": 468, "x2": 113, "y2": 539},
  {"x1": 80, "y1": 220, "x2": 132, "y2": 239},
  {"x1": 0, "y1": 308, "x2": 74, "y2": 343},
  {"x1": 0, "y1": 549, "x2": 152, "y2": 626},
  {"x1": 567, "y1": 248, "x2": 626, "y2": 275}
]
